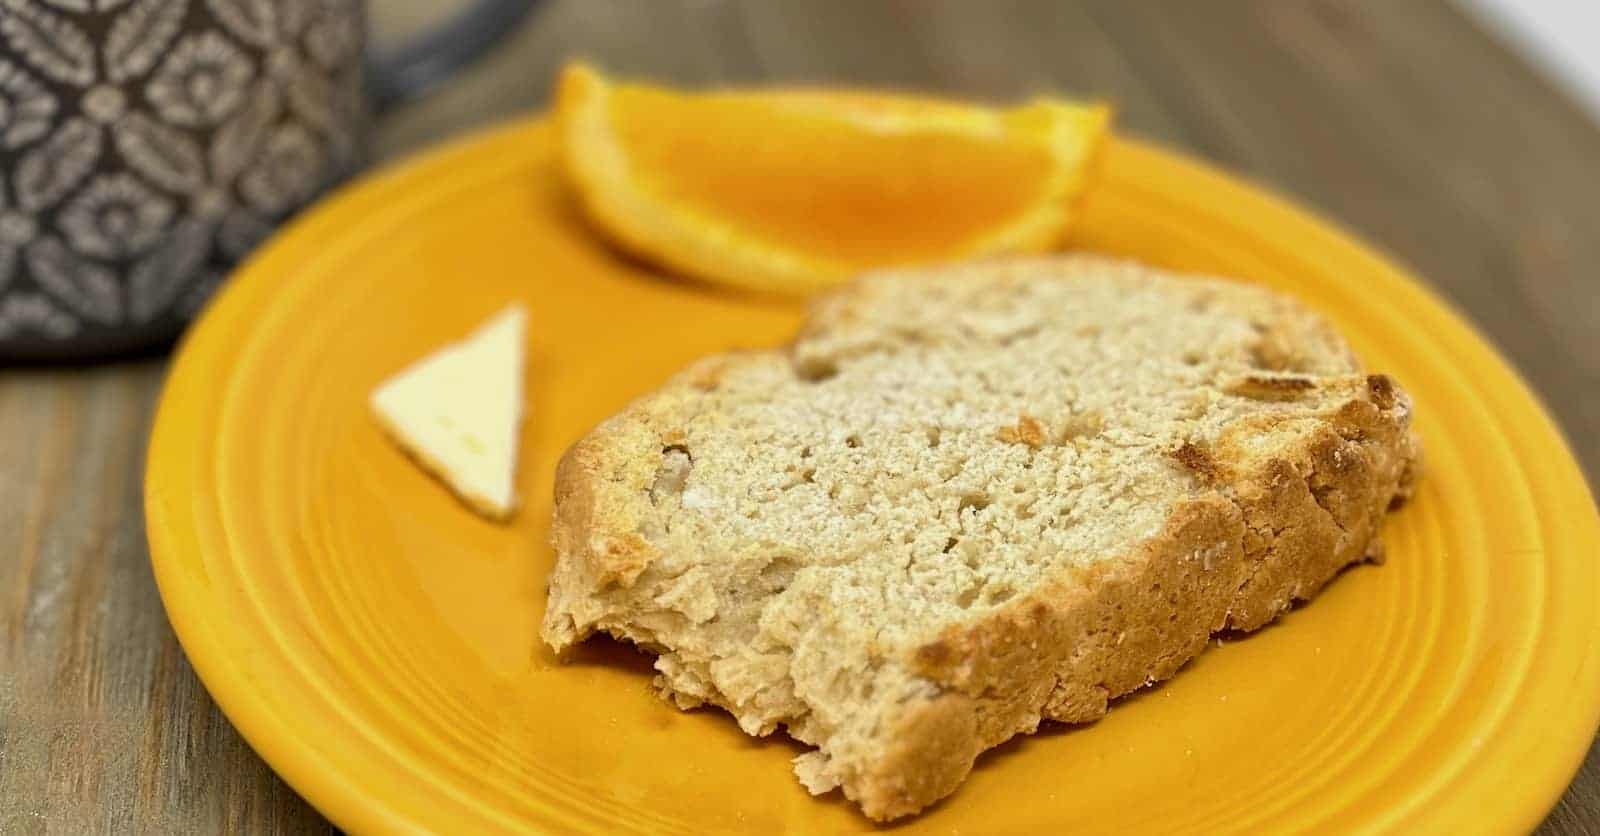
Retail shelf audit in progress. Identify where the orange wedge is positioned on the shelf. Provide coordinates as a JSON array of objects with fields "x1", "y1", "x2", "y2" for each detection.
[{"x1": 555, "y1": 62, "x2": 1112, "y2": 294}]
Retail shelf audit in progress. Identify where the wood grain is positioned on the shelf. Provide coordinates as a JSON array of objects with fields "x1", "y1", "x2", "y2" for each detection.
[
  {"x1": 3, "y1": 0, "x2": 1595, "y2": 831},
  {"x1": 0, "y1": 362, "x2": 332, "y2": 833}
]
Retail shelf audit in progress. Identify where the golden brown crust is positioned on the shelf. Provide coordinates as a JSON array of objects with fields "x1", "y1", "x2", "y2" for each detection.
[
  {"x1": 885, "y1": 384, "x2": 1417, "y2": 817},
  {"x1": 1169, "y1": 440, "x2": 1221, "y2": 483},
  {"x1": 849, "y1": 692, "x2": 981, "y2": 821},
  {"x1": 910, "y1": 494, "x2": 1247, "y2": 722},
  {"x1": 1224, "y1": 373, "x2": 1318, "y2": 401},
  {"x1": 1366, "y1": 373, "x2": 1398, "y2": 409},
  {"x1": 543, "y1": 411, "x2": 675, "y2": 649}
]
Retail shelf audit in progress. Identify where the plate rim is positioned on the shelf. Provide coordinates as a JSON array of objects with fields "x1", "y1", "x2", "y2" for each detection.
[{"x1": 145, "y1": 115, "x2": 1600, "y2": 834}]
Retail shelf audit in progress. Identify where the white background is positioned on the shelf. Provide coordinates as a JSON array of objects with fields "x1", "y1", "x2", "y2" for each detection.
[{"x1": 1457, "y1": 0, "x2": 1600, "y2": 121}]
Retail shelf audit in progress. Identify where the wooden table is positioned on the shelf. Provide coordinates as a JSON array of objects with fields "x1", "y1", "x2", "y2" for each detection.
[{"x1": 3, "y1": 1, "x2": 1597, "y2": 831}]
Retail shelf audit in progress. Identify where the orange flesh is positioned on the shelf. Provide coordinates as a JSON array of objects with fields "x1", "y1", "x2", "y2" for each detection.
[{"x1": 610, "y1": 88, "x2": 1057, "y2": 264}]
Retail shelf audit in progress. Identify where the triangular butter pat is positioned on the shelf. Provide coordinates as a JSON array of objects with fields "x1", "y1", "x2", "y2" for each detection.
[{"x1": 371, "y1": 305, "x2": 527, "y2": 520}]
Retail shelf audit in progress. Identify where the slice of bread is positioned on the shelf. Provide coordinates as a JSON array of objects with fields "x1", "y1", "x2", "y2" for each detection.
[{"x1": 541, "y1": 256, "x2": 1419, "y2": 821}]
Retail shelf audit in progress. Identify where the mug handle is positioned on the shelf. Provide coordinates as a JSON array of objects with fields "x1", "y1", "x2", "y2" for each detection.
[{"x1": 366, "y1": 0, "x2": 539, "y2": 113}]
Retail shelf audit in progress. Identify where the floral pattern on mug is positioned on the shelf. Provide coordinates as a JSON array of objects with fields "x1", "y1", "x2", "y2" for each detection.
[
  {"x1": 146, "y1": 32, "x2": 253, "y2": 126},
  {"x1": 58, "y1": 172, "x2": 174, "y2": 259},
  {"x1": 0, "y1": 0, "x2": 366, "y2": 346},
  {"x1": 0, "y1": 59, "x2": 55, "y2": 148}
]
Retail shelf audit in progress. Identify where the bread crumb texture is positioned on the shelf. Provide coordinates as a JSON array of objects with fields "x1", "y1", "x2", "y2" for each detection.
[{"x1": 542, "y1": 255, "x2": 1419, "y2": 821}]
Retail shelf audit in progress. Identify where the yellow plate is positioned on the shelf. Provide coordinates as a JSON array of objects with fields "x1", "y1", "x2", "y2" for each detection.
[{"x1": 146, "y1": 118, "x2": 1600, "y2": 834}]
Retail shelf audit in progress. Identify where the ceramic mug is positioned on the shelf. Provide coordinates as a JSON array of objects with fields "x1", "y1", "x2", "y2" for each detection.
[{"x1": 0, "y1": 0, "x2": 532, "y2": 360}]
